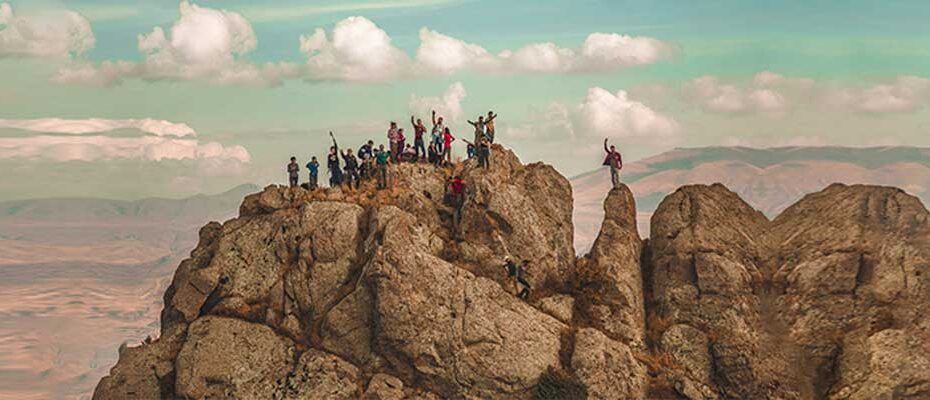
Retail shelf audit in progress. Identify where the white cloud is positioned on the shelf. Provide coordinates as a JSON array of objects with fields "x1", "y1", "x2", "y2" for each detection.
[
  {"x1": 685, "y1": 72, "x2": 930, "y2": 115},
  {"x1": 414, "y1": 28, "x2": 496, "y2": 75},
  {"x1": 685, "y1": 73, "x2": 794, "y2": 114},
  {"x1": 0, "y1": 117, "x2": 249, "y2": 164},
  {"x1": 828, "y1": 76, "x2": 930, "y2": 114},
  {"x1": 0, "y1": 2, "x2": 95, "y2": 59},
  {"x1": 408, "y1": 82, "x2": 467, "y2": 122},
  {"x1": 56, "y1": 1, "x2": 275, "y2": 86},
  {"x1": 0, "y1": 136, "x2": 249, "y2": 162},
  {"x1": 0, "y1": 118, "x2": 196, "y2": 137},
  {"x1": 296, "y1": 16, "x2": 673, "y2": 81},
  {"x1": 504, "y1": 87, "x2": 677, "y2": 143},
  {"x1": 576, "y1": 87, "x2": 678, "y2": 139},
  {"x1": 299, "y1": 16, "x2": 411, "y2": 81}
]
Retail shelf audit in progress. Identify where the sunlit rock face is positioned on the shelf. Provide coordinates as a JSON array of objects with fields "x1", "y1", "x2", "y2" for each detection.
[{"x1": 94, "y1": 147, "x2": 930, "y2": 399}]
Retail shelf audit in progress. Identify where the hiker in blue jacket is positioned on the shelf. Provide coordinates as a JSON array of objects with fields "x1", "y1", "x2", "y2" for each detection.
[{"x1": 306, "y1": 156, "x2": 319, "y2": 189}]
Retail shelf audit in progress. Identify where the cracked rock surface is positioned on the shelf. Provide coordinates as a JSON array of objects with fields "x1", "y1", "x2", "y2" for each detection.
[{"x1": 95, "y1": 147, "x2": 930, "y2": 399}]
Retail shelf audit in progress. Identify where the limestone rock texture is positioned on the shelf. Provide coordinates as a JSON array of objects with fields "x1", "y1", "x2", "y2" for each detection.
[{"x1": 95, "y1": 144, "x2": 930, "y2": 400}]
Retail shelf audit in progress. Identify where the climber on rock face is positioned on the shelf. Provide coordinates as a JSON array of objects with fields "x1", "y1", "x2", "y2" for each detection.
[
  {"x1": 603, "y1": 138, "x2": 624, "y2": 189},
  {"x1": 517, "y1": 260, "x2": 532, "y2": 299},
  {"x1": 287, "y1": 157, "x2": 300, "y2": 188},
  {"x1": 502, "y1": 258, "x2": 531, "y2": 299},
  {"x1": 449, "y1": 175, "x2": 465, "y2": 230}
]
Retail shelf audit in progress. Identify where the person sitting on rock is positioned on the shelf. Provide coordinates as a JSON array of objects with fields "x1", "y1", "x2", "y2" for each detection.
[
  {"x1": 603, "y1": 138, "x2": 624, "y2": 189},
  {"x1": 287, "y1": 156, "x2": 300, "y2": 188},
  {"x1": 342, "y1": 148, "x2": 360, "y2": 189},
  {"x1": 464, "y1": 140, "x2": 476, "y2": 159},
  {"x1": 375, "y1": 144, "x2": 391, "y2": 189},
  {"x1": 306, "y1": 156, "x2": 319, "y2": 189}
]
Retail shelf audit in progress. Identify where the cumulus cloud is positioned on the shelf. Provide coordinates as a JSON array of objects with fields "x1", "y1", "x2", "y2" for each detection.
[
  {"x1": 684, "y1": 72, "x2": 799, "y2": 114},
  {"x1": 684, "y1": 72, "x2": 930, "y2": 115},
  {"x1": 0, "y1": 118, "x2": 196, "y2": 137},
  {"x1": 0, "y1": 2, "x2": 95, "y2": 59},
  {"x1": 408, "y1": 82, "x2": 467, "y2": 122},
  {"x1": 0, "y1": 118, "x2": 249, "y2": 164},
  {"x1": 0, "y1": 136, "x2": 249, "y2": 162},
  {"x1": 504, "y1": 87, "x2": 677, "y2": 143},
  {"x1": 576, "y1": 87, "x2": 678, "y2": 139},
  {"x1": 298, "y1": 16, "x2": 411, "y2": 81},
  {"x1": 826, "y1": 76, "x2": 930, "y2": 114},
  {"x1": 56, "y1": 1, "x2": 276, "y2": 86},
  {"x1": 294, "y1": 16, "x2": 673, "y2": 81}
]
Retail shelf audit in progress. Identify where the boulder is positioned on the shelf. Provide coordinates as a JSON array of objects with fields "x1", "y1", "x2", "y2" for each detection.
[
  {"x1": 175, "y1": 316, "x2": 295, "y2": 399},
  {"x1": 571, "y1": 328, "x2": 648, "y2": 399}
]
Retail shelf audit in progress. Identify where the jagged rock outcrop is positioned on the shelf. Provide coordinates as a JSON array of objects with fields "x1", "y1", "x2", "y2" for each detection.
[
  {"x1": 94, "y1": 147, "x2": 578, "y2": 400},
  {"x1": 770, "y1": 184, "x2": 930, "y2": 399},
  {"x1": 95, "y1": 145, "x2": 930, "y2": 400},
  {"x1": 646, "y1": 183, "x2": 930, "y2": 399}
]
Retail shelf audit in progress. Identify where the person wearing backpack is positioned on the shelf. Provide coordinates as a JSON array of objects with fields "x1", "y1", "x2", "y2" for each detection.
[{"x1": 603, "y1": 138, "x2": 623, "y2": 189}]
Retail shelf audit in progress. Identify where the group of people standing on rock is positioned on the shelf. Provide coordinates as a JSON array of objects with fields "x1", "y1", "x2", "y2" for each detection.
[{"x1": 285, "y1": 109, "x2": 501, "y2": 192}]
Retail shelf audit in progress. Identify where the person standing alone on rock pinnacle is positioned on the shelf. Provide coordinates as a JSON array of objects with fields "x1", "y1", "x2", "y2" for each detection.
[
  {"x1": 287, "y1": 157, "x2": 300, "y2": 188},
  {"x1": 603, "y1": 138, "x2": 623, "y2": 189}
]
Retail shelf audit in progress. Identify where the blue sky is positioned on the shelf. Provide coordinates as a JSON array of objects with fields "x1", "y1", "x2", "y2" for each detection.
[{"x1": 1, "y1": 0, "x2": 929, "y2": 200}]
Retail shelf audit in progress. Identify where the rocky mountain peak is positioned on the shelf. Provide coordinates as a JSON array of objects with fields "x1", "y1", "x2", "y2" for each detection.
[{"x1": 95, "y1": 148, "x2": 930, "y2": 399}]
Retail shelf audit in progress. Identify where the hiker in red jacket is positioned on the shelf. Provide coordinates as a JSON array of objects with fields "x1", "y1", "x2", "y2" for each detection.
[{"x1": 603, "y1": 138, "x2": 623, "y2": 189}]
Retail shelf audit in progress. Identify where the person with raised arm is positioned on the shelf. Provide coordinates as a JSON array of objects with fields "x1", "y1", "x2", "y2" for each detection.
[
  {"x1": 431, "y1": 110, "x2": 445, "y2": 153},
  {"x1": 485, "y1": 111, "x2": 498, "y2": 144},
  {"x1": 603, "y1": 138, "x2": 624, "y2": 189}
]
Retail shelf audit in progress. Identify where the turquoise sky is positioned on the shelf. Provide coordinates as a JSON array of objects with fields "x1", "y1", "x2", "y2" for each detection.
[{"x1": 2, "y1": 0, "x2": 929, "y2": 200}]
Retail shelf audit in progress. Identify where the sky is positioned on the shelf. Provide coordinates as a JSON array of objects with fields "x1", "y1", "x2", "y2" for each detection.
[{"x1": 1, "y1": 0, "x2": 930, "y2": 200}]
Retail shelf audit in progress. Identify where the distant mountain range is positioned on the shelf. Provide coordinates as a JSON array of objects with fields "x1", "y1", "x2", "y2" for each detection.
[
  {"x1": 572, "y1": 146, "x2": 930, "y2": 252},
  {"x1": 0, "y1": 183, "x2": 258, "y2": 267}
]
